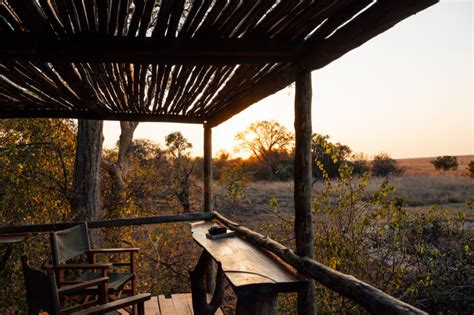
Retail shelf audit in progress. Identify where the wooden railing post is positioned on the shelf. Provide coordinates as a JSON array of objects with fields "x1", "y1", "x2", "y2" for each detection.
[
  {"x1": 204, "y1": 125, "x2": 213, "y2": 212},
  {"x1": 294, "y1": 63, "x2": 316, "y2": 314},
  {"x1": 203, "y1": 124, "x2": 216, "y2": 293}
]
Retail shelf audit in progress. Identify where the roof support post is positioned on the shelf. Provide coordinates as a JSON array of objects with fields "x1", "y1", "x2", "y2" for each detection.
[
  {"x1": 203, "y1": 125, "x2": 213, "y2": 213},
  {"x1": 294, "y1": 64, "x2": 316, "y2": 315},
  {"x1": 203, "y1": 124, "x2": 216, "y2": 293}
]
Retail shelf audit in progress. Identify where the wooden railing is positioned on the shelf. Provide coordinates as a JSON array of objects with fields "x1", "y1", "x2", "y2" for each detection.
[
  {"x1": 213, "y1": 212, "x2": 426, "y2": 315},
  {"x1": 0, "y1": 212, "x2": 213, "y2": 234},
  {"x1": 0, "y1": 211, "x2": 426, "y2": 314}
]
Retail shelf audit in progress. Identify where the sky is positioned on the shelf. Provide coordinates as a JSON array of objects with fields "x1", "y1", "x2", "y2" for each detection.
[{"x1": 103, "y1": 0, "x2": 473, "y2": 159}]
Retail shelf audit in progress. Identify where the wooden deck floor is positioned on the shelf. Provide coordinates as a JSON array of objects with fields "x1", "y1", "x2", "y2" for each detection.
[{"x1": 141, "y1": 293, "x2": 223, "y2": 315}]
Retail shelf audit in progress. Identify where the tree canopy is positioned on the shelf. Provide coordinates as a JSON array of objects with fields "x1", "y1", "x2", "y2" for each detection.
[{"x1": 235, "y1": 120, "x2": 293, "y2": 177}]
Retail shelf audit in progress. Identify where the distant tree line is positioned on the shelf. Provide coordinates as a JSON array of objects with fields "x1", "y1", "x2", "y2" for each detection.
[{"x1": 209, "y1": 120, "x2": 403, "y2": 182}]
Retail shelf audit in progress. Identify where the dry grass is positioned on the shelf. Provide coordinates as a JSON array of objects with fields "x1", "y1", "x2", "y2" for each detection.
[
  {"x1": 214, "y1": 175, "x2": 473, "y2": 230},
  {"x1": 365, "y1": 175, "x2": 473, "y2": 206},
  {"x1": 212, "y1": 155, "x2": 474, "y2": 230},
  {"x1": 396, "y1": 155, "x2": 474, "y2": 176}
]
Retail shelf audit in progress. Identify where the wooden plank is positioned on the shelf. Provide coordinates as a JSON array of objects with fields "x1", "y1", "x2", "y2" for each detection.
[
  {"x1": 158, "y1": 295, "x2": 176, "y2": 315},
  {"x1": 191, "y1": 221, "x2": 304, "y2": 296},
  {"x1": 0, "y1": 233, "x2": 30, "y2": 244},
  {"x1": 157, "y1": 294, "x2": 222, "y2": 315},
  {"x1": 171, "y1": 293, "x2": 193, "y2": 314},
  {"x1": 145, "y1": 296, "x2": 159, "y2": 315}
]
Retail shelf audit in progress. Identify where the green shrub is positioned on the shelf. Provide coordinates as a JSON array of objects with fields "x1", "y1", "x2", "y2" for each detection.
[
  {"x1": 219, "y1": 164, "x2": 252, "y2": 204},
  {"x1": 431, "y1": 156, "x2": 458, "y2": 171},
  {"x1": 263, "y1": 161, "x2": 473, "y2": 313},
  {"x1": 371, "y1": 153, "x2": 402, "y2": 177},
  {"x1": 467, "y1": 160, "x2": 474, "y2": 177},
  {"x1": 312, "y1": 134, "x2": 352, "y2": 180},
  {"x1": 349, "y1": 153, "x2": 370, "y2": 176}
]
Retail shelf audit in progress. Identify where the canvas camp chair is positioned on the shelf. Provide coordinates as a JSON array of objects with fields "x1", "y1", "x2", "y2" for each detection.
[
  {"x1": 49, "y1": 222, "x2": 138, "y2": 305},
  {"x1": 21, "y1": 255, "x2": 150, "y2": 315}
]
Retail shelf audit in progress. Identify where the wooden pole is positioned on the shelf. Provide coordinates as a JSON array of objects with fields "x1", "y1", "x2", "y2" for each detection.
[
  {"x1": 203, "y1": 125, "x2": 213, "y2": 212},
  {"x1": 203, "y1": 125, "x2": 216, "y2": 293},
  {"x1": 294, "y1": 63, "x2": 316, "y2": 314}
]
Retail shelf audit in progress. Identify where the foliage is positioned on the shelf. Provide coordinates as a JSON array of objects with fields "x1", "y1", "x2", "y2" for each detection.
[
  {"x1": 312, "y1": 134, "x2": 352, "y2": 179},
  {"x1": 164, "y1": 132, "x2": 195, "y2": 213},
  {"x1": 313, "y1": 167, "x2": 472, "y2": 313},
  {"x1": 0, "y1": 119, "x2": 76, "y2": 225},
  {"x1": 468, "y1": 160, "x2": 474, "y2": 178},
  {"x1": 349, "y1": 153, "x2": 370, "y2": 176},
  {"x1": 371, "y1": 152, "x2": 403, "y2": 177},
  {"x1": 431, "y1": 155, "x2": 459, "y2": 171},
  {"x1": 219, "y1": 164, "x2": 252, "y2": 205},
  {"x1": 263, "y1": 159, "x2": 473, "y2": 313},
  {"x1": 0, "y1": 119, "x2": 76, "y2": 311},
  {"x1": 235, "y1": 120, "x2": 293, "y2": 178},
  {"x1": 102, "y1": 139, "x2": 169, "y2": 217}
]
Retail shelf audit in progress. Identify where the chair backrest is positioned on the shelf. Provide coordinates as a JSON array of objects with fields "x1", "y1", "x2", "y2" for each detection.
[
  {"x1": 21, "y1": 256, "x2": 58, "y2": 315},
  {"x1": 50, "y1": 222, "x2": 91, "y2": 265}
]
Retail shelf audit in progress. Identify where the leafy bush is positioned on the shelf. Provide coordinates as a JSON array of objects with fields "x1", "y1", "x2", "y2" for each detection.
[
  {"x1": 467, "y1": 160, "x2": 474, "y2": 177},
  {"x1": 219, "y1": 164, "x2": 252, "y2": 204},
  {"x1": 371, "y1": 153, "x2": 402, "y2": 177},
  {"x1": 312, "y1": 134, "x2": 352, "y2": 179},
  {"x1": 0, "y1": 119, "x2": 77, "y2": 311},
  {"x1": 349, "y1": 153, "x2": 370, "y2": 176},
  {"x1": 263, "y1": 161, "x2": 473, "y2": 313},
  {"x1": 431, "y1": 156, "x2": 458, "y2": 171}
]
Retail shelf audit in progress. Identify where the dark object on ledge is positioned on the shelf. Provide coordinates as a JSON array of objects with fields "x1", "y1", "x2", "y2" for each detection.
[
  {"x1": 206, "y1": 231, "x2": 236, "y2": 240},
  {"x1": 208, "y1": 226, "x2": 227, "y2": 235}
]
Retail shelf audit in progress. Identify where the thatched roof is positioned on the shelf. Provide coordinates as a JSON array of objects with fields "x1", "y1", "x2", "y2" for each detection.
[{"x1": 0, "y1": 0, "x2": 437, "y2": 126}]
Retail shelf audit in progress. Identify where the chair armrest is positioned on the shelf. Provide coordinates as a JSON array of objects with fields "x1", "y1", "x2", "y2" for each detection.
[
  {"x1": 72, "y1": 293, "x2": 151, "y2": 314},
  {"x1": 57, "y1": 277, "x2": 109, "y2": 295},
  {"x1": 88, "y1": 248, "x2": 140, "y2": 253},
  {"x1": 51, "y1": 263, "x2": 112, "y2": 270}
]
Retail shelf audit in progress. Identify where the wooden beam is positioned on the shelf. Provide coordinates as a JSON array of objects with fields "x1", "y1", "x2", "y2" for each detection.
[
  {"x1": 0, "y1": 109, "x2": 206, "y2": 123},
  {"x1": 0, "y1": 33, "x2": 298, "y2": 65},
  {"x1": 0, "y1": 212, "x2": 215, "y2": 234},
  {"x1": 203, "y1": 125, "x2": 213, "y2": 212},
  {"x1": 205, "y1": 0, "x2": 438, "y2": 127},
  {"x1": 214, "y1": 212, "x2": 427, "y2": 315},
  {"x1": 294, "y1": 64, "x2": 315, "y2": 315}
]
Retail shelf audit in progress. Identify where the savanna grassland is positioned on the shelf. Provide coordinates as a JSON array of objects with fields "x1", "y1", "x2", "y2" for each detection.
[{"x1": 215, "y1": 156, "x2": 474, "y2": 230}]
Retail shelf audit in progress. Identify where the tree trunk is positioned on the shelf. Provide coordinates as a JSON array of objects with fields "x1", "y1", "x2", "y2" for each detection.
[
  {"x1": 70, "y1": 119, "x2": 104, "y2": 221},
  {"x1": 101, "y1": 121, "x2": 139, "y2": 217}
]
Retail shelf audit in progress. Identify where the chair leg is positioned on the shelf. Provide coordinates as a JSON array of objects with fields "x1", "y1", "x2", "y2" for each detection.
[{"x1": 131, "y1": 279, "x2": 137, "y2": 315}]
